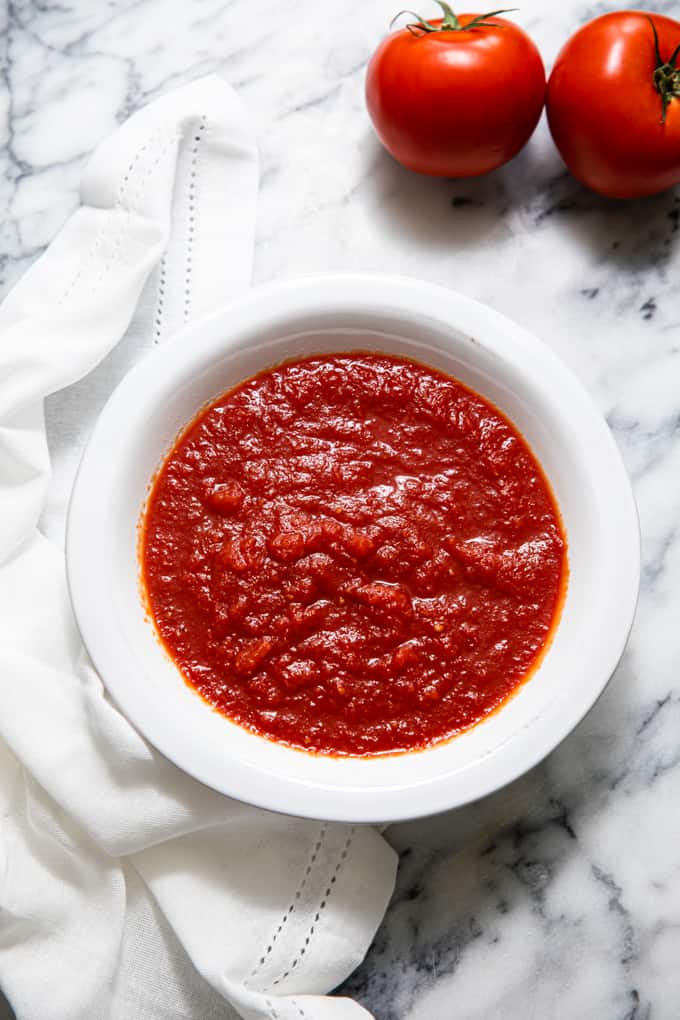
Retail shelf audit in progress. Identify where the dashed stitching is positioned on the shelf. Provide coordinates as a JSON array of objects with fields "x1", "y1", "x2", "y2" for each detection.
[
  {"x1": 271, "y1": 827, "x2": 356, "y2": 988},
  {"x1": 183, "y1": 115, "x2": 206, "y2": 323},
  {"x1": 246, "y1": 823, "x2": 328, "y2": 983},
  {"x1": 58, "y1": 126, "x2": 169, "y2": 306},
  {"x1": 88, "y1": 136, "x2": 175, "y2": 298},
  {"x1": 153, "y1": 255, "x2": 168, "y2": 344},
  {"x1": 264, "y1": 997, "x2": 307, "y2": 1020}
]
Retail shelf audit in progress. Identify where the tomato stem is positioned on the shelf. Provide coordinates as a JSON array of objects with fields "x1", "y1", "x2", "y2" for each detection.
[
  {"x1": 648, "y1": 16, "x2": 680, "y2": 123},
  {"x1": 391, "y1": 3, "x2": 517, "y2": 35},
  {"x1": 437, "y1": 2, "x2": 461, "y2": 29}
]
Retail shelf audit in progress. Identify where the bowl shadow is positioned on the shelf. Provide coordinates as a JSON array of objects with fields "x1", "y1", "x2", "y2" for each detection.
[{"x1": 335, "y1": 650, "x2": 644, "y2": 1018}]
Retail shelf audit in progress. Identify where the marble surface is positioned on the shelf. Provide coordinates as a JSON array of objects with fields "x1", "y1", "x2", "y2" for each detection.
[{"x1": 3, "y1": 0, "x2": 680, "y2": 1017}]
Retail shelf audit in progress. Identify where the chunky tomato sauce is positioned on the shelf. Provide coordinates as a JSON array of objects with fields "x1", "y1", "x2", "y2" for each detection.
[{"x1": 141, "y1": 353, "x2": 566, "y2": 756}]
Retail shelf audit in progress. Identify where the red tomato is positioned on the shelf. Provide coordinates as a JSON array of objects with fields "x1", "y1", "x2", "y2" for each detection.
[
  {"x1": 547, "y1": 11, "x2": 680, "y2": 199},
  {"x1": 365, "y1": 6, "x2": 545, "y2": 177}
]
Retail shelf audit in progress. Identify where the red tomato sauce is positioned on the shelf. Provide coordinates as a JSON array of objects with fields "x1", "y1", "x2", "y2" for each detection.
[{"x1": 141, "y1": 353, "x2": 566, "y2": 756}]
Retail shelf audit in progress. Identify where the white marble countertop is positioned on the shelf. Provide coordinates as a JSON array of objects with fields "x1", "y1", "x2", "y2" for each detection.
[{"x1": 3, "y1": 1, "x2": 679, "y2": 1017}]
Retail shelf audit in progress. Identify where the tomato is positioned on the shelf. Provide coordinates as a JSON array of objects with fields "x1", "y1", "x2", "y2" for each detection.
[
  {"x1": 365, "y1": 4, "x2": 545, "y2": 177},
  {"x1": 546, "y1": 11, "x2": 680, "y2": 199}
]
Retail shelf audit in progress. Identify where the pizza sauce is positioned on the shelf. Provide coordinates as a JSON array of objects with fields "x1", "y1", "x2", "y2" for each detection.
[{"x1": 141, "y1": 353, "x2": 566, "y2": 756}]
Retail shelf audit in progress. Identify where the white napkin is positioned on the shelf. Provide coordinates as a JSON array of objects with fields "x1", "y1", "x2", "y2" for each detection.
[{"x1": 0, "y1": 75, "x2": 396, "y2": 1020}]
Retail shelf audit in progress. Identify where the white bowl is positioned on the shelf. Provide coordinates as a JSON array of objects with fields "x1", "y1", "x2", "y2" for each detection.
[{"x1": 66, "y1": 274, "x2": 639, "y2": 823}]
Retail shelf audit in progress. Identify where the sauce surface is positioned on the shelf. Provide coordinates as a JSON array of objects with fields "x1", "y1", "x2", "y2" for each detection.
[{"x1": 142, "y1": 353, "x2": 566, "y2": 755}]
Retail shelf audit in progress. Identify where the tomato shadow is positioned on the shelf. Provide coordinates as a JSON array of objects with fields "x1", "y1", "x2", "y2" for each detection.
[
  {"x1": 522, "y1": 169, "x2": 680, "y2": 273},
  {"x1": 364, "y1": 131, "x2": 560, "y2": 253},
  {"x1": 364, "y1": 123, "x2": 680, "y2": 270}
]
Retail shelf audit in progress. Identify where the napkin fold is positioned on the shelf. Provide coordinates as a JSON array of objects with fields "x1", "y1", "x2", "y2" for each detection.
[{"x1": 0, "y1": 75, "x2": 396, "y2": 1020}]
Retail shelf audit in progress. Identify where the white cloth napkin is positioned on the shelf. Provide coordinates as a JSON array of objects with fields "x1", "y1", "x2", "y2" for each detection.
[{"x1": 0, "y1": 75, "x2": 396, "y2": 1020}]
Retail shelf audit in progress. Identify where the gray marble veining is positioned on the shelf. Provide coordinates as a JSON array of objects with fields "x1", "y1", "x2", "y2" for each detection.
[{"x1": 2, "y1": 0, "x2": 680, "y2": 1017}]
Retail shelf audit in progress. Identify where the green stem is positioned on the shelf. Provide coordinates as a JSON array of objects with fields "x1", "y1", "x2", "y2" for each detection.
[
  {"x1": 391, "y1": 3, "x2": 517, "y2": 34},
  {"x1": 438, "y1": 2, "x2": 462, "y2": 29},
  {"x1": 648, "y1": 15, "x2": 680, "y2": 123}
]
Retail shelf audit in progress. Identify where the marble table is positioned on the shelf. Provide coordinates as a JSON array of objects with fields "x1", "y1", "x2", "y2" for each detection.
[{"x1": 3, "y1": 0, "x2": 679, "y2": 1017}]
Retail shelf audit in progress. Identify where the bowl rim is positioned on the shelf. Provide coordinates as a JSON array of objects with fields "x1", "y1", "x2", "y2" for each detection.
[{"x1": 66, "y1": 273, "x2": 640, "y2": 822}]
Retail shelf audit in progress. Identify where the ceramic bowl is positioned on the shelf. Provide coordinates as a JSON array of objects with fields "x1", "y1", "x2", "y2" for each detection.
[{"x1": 66, "y1": 274, "x2": 640, "y2": 822}]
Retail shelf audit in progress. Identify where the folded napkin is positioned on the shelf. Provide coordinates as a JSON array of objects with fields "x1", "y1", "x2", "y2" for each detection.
[{"x1": 0, "y1": 75, "x2": 396, "y2": 1020}]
